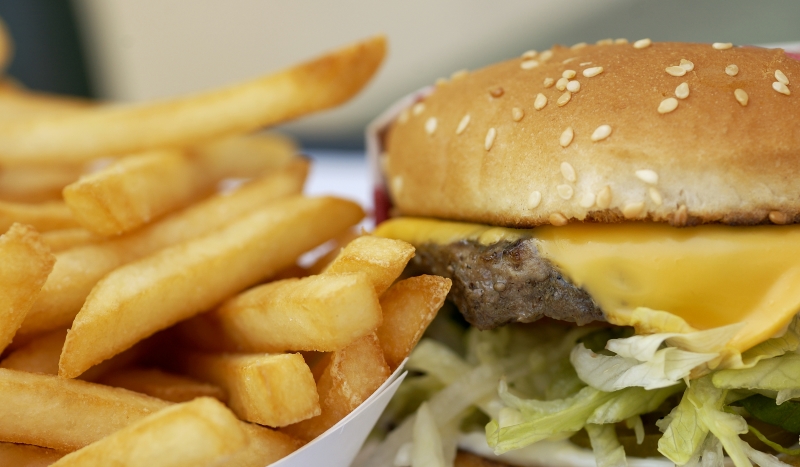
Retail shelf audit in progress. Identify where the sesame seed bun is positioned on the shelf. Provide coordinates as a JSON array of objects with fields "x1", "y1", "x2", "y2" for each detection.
[{"x1": 384, "y1": 42, "x2": 800, "y2": 227}]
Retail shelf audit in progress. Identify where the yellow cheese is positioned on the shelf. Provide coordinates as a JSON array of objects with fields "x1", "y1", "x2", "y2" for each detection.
[{"x1": 374, "y1": 217, "x2": 800, "y2": 352}]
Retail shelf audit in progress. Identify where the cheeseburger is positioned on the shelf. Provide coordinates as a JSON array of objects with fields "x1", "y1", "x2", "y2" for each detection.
[{"x1": 363, "y1": 41, "x2": 800, "y2": 467}]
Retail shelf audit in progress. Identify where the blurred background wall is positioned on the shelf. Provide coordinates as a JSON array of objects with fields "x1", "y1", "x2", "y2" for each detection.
[{"x1": 1, "y1": 0, "x2": 799, "y2": 149}]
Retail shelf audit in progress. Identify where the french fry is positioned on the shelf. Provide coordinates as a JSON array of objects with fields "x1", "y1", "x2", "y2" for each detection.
[
  {"x1": 0, "y1": 87, "x2": 92, "y2": 123},
  {"x1": 168, "y1": 351, "x2": 319, "y2": 426},
  {"x1": 0, "y1": 36, "x2": 386, "y2": 165},
  {"x1": 282, "y1": 333, "x2": 391, "y2": 441},
  {"x1": 0, "y1": 200, "x2": 78, "y2": 233},
  {"x1": 186, "y1": 272, "x2": 382, "y2": 353},
  {"x1": 189, "y1": 132, "x2": 297, "y2": 179},
  {"x1": 306, "y1": 228, "x2": 362, "y2": 275},
  {"x1": 17, "y1": 161, "x2": 308, "y2": 338},
  {"x1": 0, "y1": 164, "x2": 84, "y2": 202},
  {"x1": 377, "y1": 275, "x2": 452, "y2": 370},
  {"x1": 0, "y1": 224, "x2": 55, "y2": 354},
  {"x1": 324, "y1": 235, "x2": 415, "y2": 295},
  {"x1": 0, "y1": 442, "x2": 65, "y2": 467},
  {"x1": 96, "y1": 368, "x2": 227, "y2": 403},
  {"x1": 59, "y1": 196, "x2": 364, "y2": 378},
  {"x1": 235, "y1": 424, "x2": 303, "y2": 467},
  {"x1": 49, "y1": 397, "x2": 247, "y2": 467},
  {"x1": 40, "y1": 228, "x2": 100, "y2": 252}
]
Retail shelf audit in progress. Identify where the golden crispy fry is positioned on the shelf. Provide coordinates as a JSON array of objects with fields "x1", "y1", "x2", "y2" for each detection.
[
  {"x1": 325, "y1": 235, "x2": 415, "y2": 295},
  {"x1": 59, "y1": 196, "x2": 363, "y2": 378},
  {"x1": 0, "y1": 87, "x2": 92, "y2": 124},
  {"x1": 63, "y1": 149, "x2": 204, "y2": 236},
  {"x1": 18, "y1": 162, "x2": 308, "y2": 338},
  {"x1": 0, "y1": 36, "x2": 386, "y2": 165},
  {"x1": 377, "y1": 275, "x2": 452, "y2": 370},
  {"x1": 0, "y1": 368, "x2": 170, "y2": 451},
  {"x1": 0, "y1": 201, "x2": 78, "y2": 233},
  {"x1": 169, "y1": 351, "x2": 319, "y2": 426},
  {"x1": 39, "y1": 228, "x2": 100, "y2": 252},
  {"x1": 235, "y1": 424, "x2": 303, "y2": 467},
  {"x1": 0, "y1": 164, "x2": 84, "y2": 202},
  {"x1": 189, "y1": 272, "x2": 382, "y2": 353},
  {"x1": 0, "y1": 441, "x2": 65, "y2": 467},
  {"x1": 97, "y1": 368, "x2": 226, "y2": 403},
  {"x1": 189, "y1": 132, "x2": 297, "y2": 179},
  {"x1": 49, "y1": 398, "x2": 247, "y2": 467},
  {"x1": 0, "y1": 224, "x2": 55, "y2": 354},
  {"x1": 282, "y1": 333, "x2": 391, "y2": 441}
]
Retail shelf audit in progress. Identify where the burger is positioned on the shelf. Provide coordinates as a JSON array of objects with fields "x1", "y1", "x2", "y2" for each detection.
[{"x1": 360, "y1": 40, "x2": 800, "y2": 467}]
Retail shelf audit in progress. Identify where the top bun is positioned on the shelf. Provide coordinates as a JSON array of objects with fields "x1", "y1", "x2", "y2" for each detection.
[{"x1": 384, "y1": 41, "x2": 800, "y2": 227}]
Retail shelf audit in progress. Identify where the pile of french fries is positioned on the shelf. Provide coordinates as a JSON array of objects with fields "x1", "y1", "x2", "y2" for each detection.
[{"x1": 0, "y1": 25, "x2": 453, "y2": 467}]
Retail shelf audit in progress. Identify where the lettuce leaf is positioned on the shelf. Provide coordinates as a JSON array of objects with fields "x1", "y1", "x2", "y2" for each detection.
[
  {"x1": 407, "y1": 338, "x2": 471, "y2": 385},
  {"x1": 658, "y1": 377, "x2": 725, "y2": 465},
  {"x1": 736, "y1": 394, "x2": 800, "y2": 434},
  {"x1": 712, "y1": 354, "x2": 800, "y2": 391},
  {"x1": 411, "y1": 402, "x2": 446, "y2": 467},
  {"x1": 586, "y1": 423, "x2": 627, "y2": 467}
]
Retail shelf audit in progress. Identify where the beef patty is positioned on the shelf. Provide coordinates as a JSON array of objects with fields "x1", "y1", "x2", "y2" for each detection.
[{"x1": 407, "y1": 239, "x2": 605, "y2": 330}]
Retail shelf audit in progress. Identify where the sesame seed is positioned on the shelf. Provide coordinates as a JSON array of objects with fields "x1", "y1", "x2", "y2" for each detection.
[
  {"x1": 490, "y1": 87, "x2": 504, "y2": 98},
  {"x1": 557, "y1": 184, "x2": 574, "y2": 200},
  {"x1": 549, "y1": 213, "x2": 568, "y2": 226},
  {"x1": 425, "y1": 117, "x2": 437, "y2": 135},
  {"x1": 543, "y1": 77, "x2": 555, "y2": 88},
  {"x1": 528, "y1": 191, "x2": 542, "y2": 208},
  {"x1": 773, "y1": 81, "x2": 791, "y2": 96},
  {"x1": 566, "y1": 80, "x2": 581, "y2": 93},
  {"x1": 493, "y1": 282, "x2": 506, "y2": 292},
  {"x1": 451, "y1": 69, "x2": 469, "y2": 80},
  {"x1": 615, "y1": 38, "x2": 629, "y2": 44},
  {"x1": 679, "y1": 59, "x2": 694, "y2": 71},
  {"x1": 485, "y1": 128, "x2": 497, "y2": 150},
  {"x1": 579, "y1": 192, "x2": 596, "y2": 208},
  {"x1": 397, "y1": 109, "x2": 410, "y2": 124},
  {"x1": 534, "y1": 93, "x2": 548, "y2": 110},
  {"x1": 591, "y1": 125, "x2": 612, "y2": 142},
  {"x1": 769, "y1": 211, "x2": 789, "y2": 225},
  {"x1": 412, "y1": 103, "x2": 425, "y2": 115},
  {"x1": 571, "y1": 42, "x2": 588, "y2": 50},
  {"x1": 556, "y1": 77, "x2": 569, "y2": 91},
  {"x1": 456, "y1": 114, "x2": 471, "y2": 134},
  {"x1": 635, "y1": 170, "x2": 659, "y2": 184},
  {"x1": 511, "y1": 107, "x2": 524, "y2": 122},
  {"x1": 725, "y1": 64, "x2": 739, "y2": 76},
  {"x1": 712, "y1": 42, "x2": 733, "y2": 50},
  {"x1": 658, "y1": 97, "x2": 679, "y2": 114},
  {"x1": 775, "y1": 70, "x2": 789, "y2": 85},
  {"x1": 583, "y1": 66, "x2": 604, "y2": 78},
  {"x1": 562, "y1": 57, "x2": 577, "y2": 64},
  {"x1": 539, "y1": 50, "x2": 554, "y2": 62},
  {"x1": 672, "y1": 205, "x2": 688, "y2": 227},
  {"x1": 666, "y1": 66, "x2": 687, "y2": 77},
  {"x1": 633, "y1": 38, "x2": 652, "y2": 49},
  {"x1": 521, "y1": 60, "x2": 540, "y2": 70},
  {"x1": 560, "y1": 127, "x2": 574, "y2": 148},
  {"x1": 521, "y1": 50, "x2": 538, "y2": 59},
  {"x1": 675, "y1": 82, "x2": 690, "y2": 99},
  {"x1": 734, "y1": 88, "x2": 748, "y2": 106},
  {"x1": 580, "y1": 62, "x2": 593, "y2": 66},
  {"x1": 596, "y1": 186, "x2": 612, "y2": 209},
  {"x1": 562, "y1": 69, "x2": 577, "y2": 79},
  {"x1": 623, "y1": 201, "x2": 646, "y2": 219},
  {"x1": 557, "y1": 92, "x2": 572, "y2": 107},
  {"x1": 560, "y1": 162, "x2": 576, "y2": 182},
  {"x1": 596, "y1": 38, "x2": 614, "y2": 45},
  {"x1": 649, "y1": 187, "x2": 663, "y2": 206}
]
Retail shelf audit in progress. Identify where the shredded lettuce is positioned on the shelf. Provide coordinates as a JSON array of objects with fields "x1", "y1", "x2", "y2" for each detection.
[
  {"x1": 627, "y1": 307, "x2": 699, "y2": 334},
  {"x1": 406, "y1": 338, "x2": 471, "y2": 385},
  {"x1": 625, "y1": 415, "x2": 645, "y2": 445},
  {"x1": 718, "y1": 314, "x2": 800, "y2": 370},
  {"x1": 586, "y1": 423, "x2": 627, "y2": 467},
  {"x1": 736, "y1": 394, "x2": 800, "y2": 434},
  {"x1": 712, "y1": 354, "x2": 800, "y2": 391},
  {"x1": 411, "y1": 402, "x2": 446, "y2": 467},
  {"x1": 588, "y1": 385, "x2": 682, "y2": 424},
  {"x1": 684, "y1": 434, "x2": 723, "y2": 467}
]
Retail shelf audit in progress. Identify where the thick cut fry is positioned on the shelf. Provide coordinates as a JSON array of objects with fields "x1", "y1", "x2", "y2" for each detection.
[
  {"x1": 0, "y1": 36, "x2": 386, "y2": 165},
  {"x1": 0, "y1": 224, "x2": 55, "y2": 354},
  {"x1": 49, "y1": 398, "x2": 247, "y2": 467},
  {"x1": 377, "y1": 275, "x2": 452, "y2": 370},
  {"x1": 189, "y1": 132, "x2": 297, "y2": 179},
  {"x1": 59, "y1": 196, "x2": 363, "y2": 378},
  {"x1": 169, "y1": 351, "x2": 319, "y2": 426},
  {"x1": 0, "y1": 201, "x2": 78, "y2": 233},
  {"x1": 235, "y1": 424, "x2": 302, "y2": 467},
  {"x1": 0, "y1": 442, "x2": 65, "y2": 467},
  {"x1": 97, "y1": 368, "x2": 226, "y2": 403},
  {"x1": 0, "y1": 164, "x2": 84, "y2": 202},
  {"x1": 306, "y1": 228, "x2": 362, "y2": 275},
  {"x1": 282, "y1": 333, "x2": 391, "y2": 441},
  {"x1": 18, "y1": 162, "x2": 307, "y2": 338},
  {"x1": 187, "y1": 272, "x2": 382, "y2": 353},
  {"x1": 63, "y1": 149, "x2": 203, "y2": 235},
  {"x1": 40, "y1": 228, "x2": 100, "y2": 252},
  {"x1": 324, "y1": 235, "x2": 415, "y2": 295}
]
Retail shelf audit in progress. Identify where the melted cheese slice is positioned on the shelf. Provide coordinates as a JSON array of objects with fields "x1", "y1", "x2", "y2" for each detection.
[{"x1": 374, "y1": 217, "x2": 800, "y2": 352}]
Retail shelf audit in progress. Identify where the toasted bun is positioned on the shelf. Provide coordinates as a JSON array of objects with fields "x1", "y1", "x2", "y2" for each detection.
[{"x1": 384, "y1": 42, "x2": 800, "y2": 227}]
